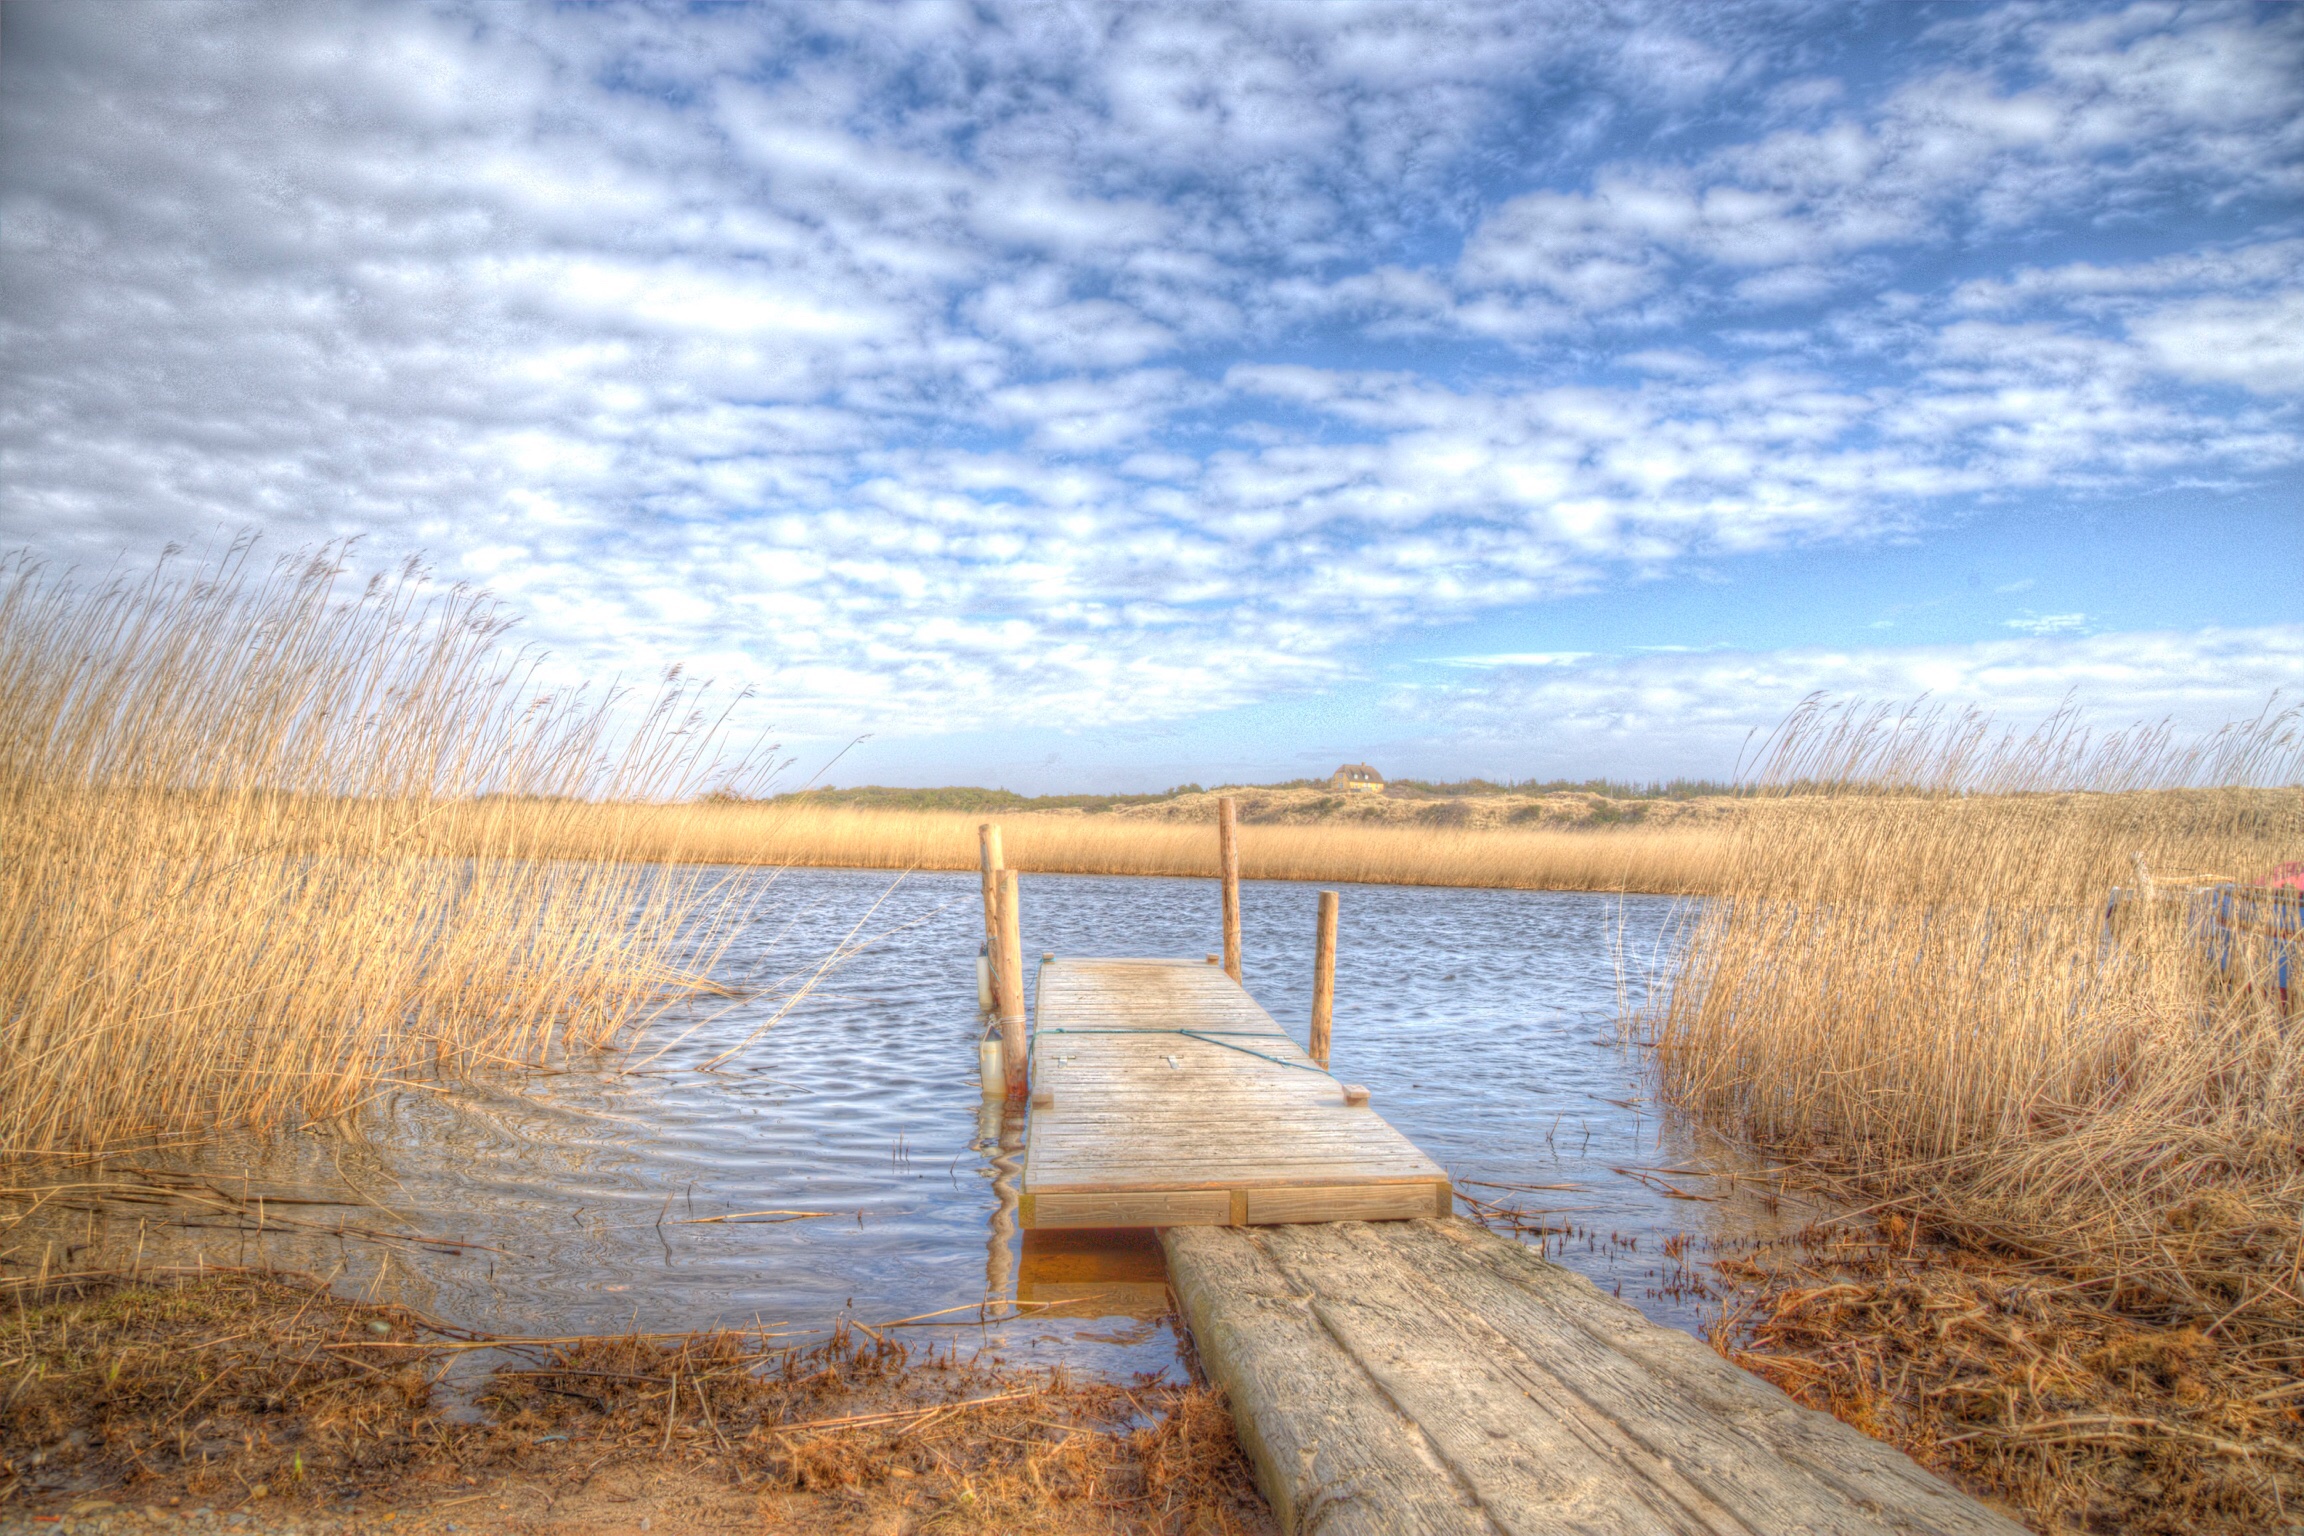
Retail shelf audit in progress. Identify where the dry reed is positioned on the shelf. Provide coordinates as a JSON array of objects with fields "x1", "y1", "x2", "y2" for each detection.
[
  {"x1": 495, "y1": 800, "x2": 1730, "y2": 894},
  {"x1": 0, "y1": 543, "x2": 748, "y2": 1158},
  {"x1": 0, "y1": 1267, "x2": 1272, "y2": 1533},
  {"x1": 1648, "y1": 698, "x2": 2304, "y2": 1530}
]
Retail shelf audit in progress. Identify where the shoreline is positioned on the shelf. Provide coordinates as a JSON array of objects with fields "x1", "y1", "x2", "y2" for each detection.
[
  {"x1": 498, "y1": 801, "x2": 1737, "y2": 897},
  {"x1": 0, "y1": 1266, "x2": 1271, "y2": 1536}
]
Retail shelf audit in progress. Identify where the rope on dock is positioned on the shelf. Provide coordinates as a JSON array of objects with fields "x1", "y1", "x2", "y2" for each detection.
[{"x1": 1034, "y1": 1028, "x2": 1335, "y2": 1074}]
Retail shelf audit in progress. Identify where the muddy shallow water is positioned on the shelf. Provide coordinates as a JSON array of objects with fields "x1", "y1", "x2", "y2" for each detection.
[{"x1": 18, "y1": 867, "x2": 1830, "y2": 1380}]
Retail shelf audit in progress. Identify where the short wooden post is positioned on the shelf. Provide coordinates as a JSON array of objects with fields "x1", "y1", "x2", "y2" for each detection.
[
  {"x1": 1310, "y1": 889, "x2": 1338, "y2": 1069},
  {"x1": 979, "y1": 822, "x2": 1004, "y2": 1010},
  {"x1": 1219, "y1": 795, "x2": 1241, "y2": 982},
  {"x1": 997, "y1": 869, "x2": 1028, "y2": 1098}
]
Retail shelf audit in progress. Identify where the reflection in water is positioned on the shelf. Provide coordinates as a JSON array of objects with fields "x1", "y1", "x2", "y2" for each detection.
[
  {"x1": 981, "y1": 1098, "x2": 1023, "y2": 1311},
  {"x1": 5, "y1": 867, "x2": 1832, "y2": 1378},
  {"x1": 1018, "y1": 1229, "x2": 1172, "y2": 1321},
  {"x1": 1015, "y1": 1228, "x2": 1180, "y2": 1359}
]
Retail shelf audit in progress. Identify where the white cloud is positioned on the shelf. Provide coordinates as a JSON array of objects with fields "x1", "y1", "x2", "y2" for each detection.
[
  {"x1": 1457, "y1": 4, "x2": 2304, "y2": 318},
  {"x1": 1440, "y1": 651, "x2": 1593, "y2": 669},
  {"x1": 0, "y1": 0, "x2": 2294, "y2": 752},
  {"x1": 967, "y1": 278, "x2": 1177, "y2": 370},
  {"x1": 1939, "y1": 239, "x2": 2304, "y2": 397},
  {"x1": 2003, "y1": 612, "x2": 2091, "y2": 636},
  {"x1": 2130, "y1": 291, "x2": 2304, "y2": 395},
  {"x1": 985, "y1": 370, "x2": 1206, "y2": 451},
  {"x1": 1400, "y1": 626, "x2": 2304, "y2": 772},
  {"x1": 1950, "y1": 238, "x2": 2304, "y2": 312}
]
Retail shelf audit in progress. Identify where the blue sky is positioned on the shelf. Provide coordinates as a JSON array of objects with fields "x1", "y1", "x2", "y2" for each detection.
[{"x1": 3, "y1": 0, "x2": 2298, "y2": 791}]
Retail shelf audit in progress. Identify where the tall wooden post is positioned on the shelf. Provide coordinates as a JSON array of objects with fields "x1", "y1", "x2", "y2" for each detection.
[
  {"x1": 979, "y1": 822, "x2": 1004, "y2": 1010},
  {"x1": 1219, "y1": 795, "x2": 1241, "y2": 982},
  {"x1": 1310, "y1": 890, "x2": 1338, "y2": 1069},
  {"x1": 997, "y1": 869, "x2": 1028, "y2": 1098}
]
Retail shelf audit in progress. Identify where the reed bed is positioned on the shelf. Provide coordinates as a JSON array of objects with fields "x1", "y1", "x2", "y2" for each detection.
[
  {"x1": 1647, "y1": 699, "x2": 2304, "y2": 1531},
  {"x1": 0, "y1": 545, "x2": 746, "y2": 1158},
  {"x1": 499, "y1": 800, "x2": 1731, "y2": 895}
]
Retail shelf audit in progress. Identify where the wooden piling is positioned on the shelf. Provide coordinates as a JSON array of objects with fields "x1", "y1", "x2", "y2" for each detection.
[
  {"x1": 1219, "y1": 795, "x2": 1241, "y2": 982},
  {"x1": 997, "y1": 868, "x2": 1027, "y2": 1098},
  {"x1": 1310, "y1": 889, "x2": 1338, "y2": 1068},
  {"x1": 978, "y1": 823, "x2": 1004, "y2": 1010}
]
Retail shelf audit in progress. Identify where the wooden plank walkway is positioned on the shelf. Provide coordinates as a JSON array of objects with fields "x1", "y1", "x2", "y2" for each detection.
[
  {"x1": 1004, "y1": 951, "x2": 2020, "y2": 1534},
  {"x1": 1167, "y1": 1218, "x2": 2027, "y2": 1536},
  {"x1": 1020, "y1": 958, "x2": 1450, "y2": 1229}
]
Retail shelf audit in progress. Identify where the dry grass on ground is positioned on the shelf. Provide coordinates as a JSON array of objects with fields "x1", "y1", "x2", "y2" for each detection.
[
  {"x1": 1709, "y1": 1217, "x2": 2304, "y2": 1536},
  {"x1": 1650, "y1": 700, "x2": 2304, "y2": 1534},
  {"x1": 0, "y1": 1268, "x2": 1270, "y2": 1535},
  {"x1": 499, "y1": 798, "x2": 1734, "y2": 895},
  {"x1": 0, "y1": 546, "x2": 752, "y2": 1157}
]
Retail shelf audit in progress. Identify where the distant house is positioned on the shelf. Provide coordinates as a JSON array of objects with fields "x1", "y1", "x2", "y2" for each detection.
[{"x1": 1330, "y1": 763, "x2": 1385, "y2": 794}]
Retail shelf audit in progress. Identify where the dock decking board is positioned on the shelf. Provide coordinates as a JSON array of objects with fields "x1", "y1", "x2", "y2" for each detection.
[{"x1": 1020, "y1": 958, "x2": 1449, "y2": 1228}]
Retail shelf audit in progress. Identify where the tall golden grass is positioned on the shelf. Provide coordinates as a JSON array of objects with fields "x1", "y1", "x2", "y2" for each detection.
[
  {"x1": 0, "y1": 544, "x2": 744, "y2": 1157},
  {"x1": 1648, "y1": 698, "x2": 2304, "y2": 1325},
  {"x1": 498, "y1": 800, "x2": 1731, "y2": 894}
]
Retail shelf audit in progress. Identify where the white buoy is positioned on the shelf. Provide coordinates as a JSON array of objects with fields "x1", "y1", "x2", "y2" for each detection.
[
  {"x1": 978, "y1": 1036, "x2": 1004, "y2": 1099},
  {"x1": 976, "y1": 948, "x2": 993, "y2": 1012}
]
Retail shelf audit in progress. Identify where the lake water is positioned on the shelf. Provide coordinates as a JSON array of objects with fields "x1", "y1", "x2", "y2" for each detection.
[{"x1": 23, "y1": 867, "x2": 1828, "y2": 1381}]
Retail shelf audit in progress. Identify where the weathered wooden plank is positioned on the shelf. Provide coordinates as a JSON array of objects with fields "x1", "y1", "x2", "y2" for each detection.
[
  {"x1": 1245, "y1": 1182, "x2": 1451, "y2": 1225},
  {"x1": 1028, "y1": 1188, "x2": 1232, "y2": 1228},
  {"x1": 1166, "y1": 1219, "x2": 2027, "y2": 1536},
  {"x1": 1184, "y1": 1223, "x2": 1730, "y2": 1535},
  {"x1": 1387, "y1": 1221, "x2": 2023, "y2": 1533},
  {"x1": 1163, "y1": 1222, "x2": 1500, "y2": 1536}
]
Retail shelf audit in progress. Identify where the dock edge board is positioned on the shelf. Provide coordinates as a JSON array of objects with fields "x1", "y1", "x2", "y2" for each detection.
[{"x1": 1021, "y1": 1179, "x2": 1451, "y2": 1230}]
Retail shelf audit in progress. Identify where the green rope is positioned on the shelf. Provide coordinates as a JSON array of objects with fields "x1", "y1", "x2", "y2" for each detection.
[
  {"x1": 1036, "y1": 1028, "x2": 1287, "y2": 1040},
  {"x1": 1034, "y1": 1027, "x2": 1331, "y2": 1074}
]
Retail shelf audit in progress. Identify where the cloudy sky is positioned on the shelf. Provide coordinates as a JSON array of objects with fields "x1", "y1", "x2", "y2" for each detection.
[{"x1": 4, "y1": 1, "x2": 2298, "y2": 791}]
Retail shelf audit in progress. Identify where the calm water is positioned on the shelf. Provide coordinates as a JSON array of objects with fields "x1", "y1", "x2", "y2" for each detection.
[{"x1": 32, "y1": 868, "x2": 1827, "y2": 1380}]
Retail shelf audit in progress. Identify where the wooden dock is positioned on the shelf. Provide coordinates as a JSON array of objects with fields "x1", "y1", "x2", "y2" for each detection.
[
  {"x1": 1020, "y1": 958, "x2": 1450, "y2": 1230},
  {"x1": 999, "y1": 947, "x2": 2021, "y2": 1534}
]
